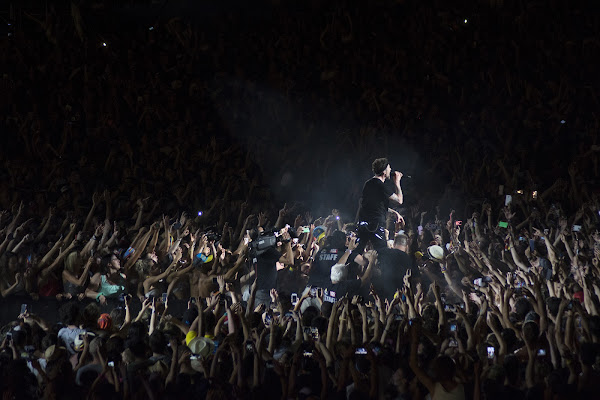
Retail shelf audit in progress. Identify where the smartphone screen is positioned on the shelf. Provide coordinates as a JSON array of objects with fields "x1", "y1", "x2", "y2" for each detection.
[
  {"x1": 537, "y1": 349, "x2": 546, "y2": 356},
  {"x1": 450, "y1": 324, "x2": 457, "y2": 332},
  {"x1": 20, "y1": 304, "x2": 28, "y2": 315},
  {"x1": 162, "y1": 293, "x2": 168, "y2": 303},
  {"x1": 487, "y1": 346, "x2": 495, "y2": 359},
  {"x1": 355, "y1": 348, "x2": 367, "y2": 355},
  {"x1": 291, "y1": 293, "x2": 298, "y2": 305}
]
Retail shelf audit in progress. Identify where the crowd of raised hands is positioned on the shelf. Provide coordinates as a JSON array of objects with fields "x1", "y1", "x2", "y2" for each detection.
[{"x1": 1, "y1": 180, "x2": 600, "y2": 399}]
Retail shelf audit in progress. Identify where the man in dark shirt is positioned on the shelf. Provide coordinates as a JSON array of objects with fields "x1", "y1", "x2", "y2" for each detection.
[
  {"x1": 356, "y1": 157, "x2": 404, "y2": 250},
  {"x1": 300, "y1": 230, "x2": 347, "y2": 311},
  {"x1": 373, "y1": 234, "x2": 413, "y2": 301},
  {"x1": 250, "y1": 228, "x2": 294, "y2": 307}
]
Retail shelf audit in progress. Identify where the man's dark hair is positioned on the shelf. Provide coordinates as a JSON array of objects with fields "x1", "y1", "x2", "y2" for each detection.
[
  {"x1": 325, "y1": 230, "x2": 347, "y2": 250},
  {"x1": 58, "y1": 302, "x2": 80, "y2": 326},
  {"x1": 149, "y1": 331, "x2": 167, "y2": 354},
  {"x1": 372, "y1": 158, "x2": 389, "y2": 176},
  {"x1": 546, "y1": 297, "x2": 561, "y2": 318},
  {"x1": 514, "y1": 298, "x2": 532, "y2": 321},
  {"x1": 125, "y1": 337, "x2": 147, "y2": 358}
]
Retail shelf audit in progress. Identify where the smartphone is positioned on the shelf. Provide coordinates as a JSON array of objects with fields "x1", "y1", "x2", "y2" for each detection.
[
  {"x1": 449, "y1": 339, "x2": 458, "y2": 348},
  {"x1": 487, "y1": 346, "x2": 495, "y2": 359},
  {"x1": 293, "y1": 238, "x2": 299, "y2": 244},
  {"x1": 302, "y1": 227, "x2": 310, "y2": 233},
  {"x1": 108, "y1": 361, "x2": 115, "y2": 367},
  {"x1": 455, "y1": 220, "x2": 462, "y2": 226},
  {"x1": 246, "y1": 342, "x2": 253, "y2": 352},
  {"x1": 537, "y1": 349, "x2": 546, "y2": 356},
  {"x1": 291, "y1": 293, "x2": 298, "y2": 305},
  {"x1": 498, "y1": 221, "x2": 508, "y2": 228},
  {"x1": 505, "y1": 194, "x2": 512, "y2": 205},
  {"x1": 310, "y1": 288, "x2": 317, "y2": 297},
  {"x1": 162, "y1": 293, "x2": 168, "y2": 303},
  {"x1": 303, "y1": 351, "x2": 313, "y2": 357},
  {"x1": 20, "y1": 304, "x2": 28, "y2": 315},
  {"x1": 450, "y1": 324, "x2": 457, "y2": 332},
  {"x1": 473, "y1": 278, "x2": 483, "y2": 286},
  {"x1": 310, "y1": 327, "x2": 320, "y2": 340},
  {"x1": 572, "y1": 225, "x2": 582, "y2": 232},
  {"x1": 355, "y1": 348, "x2": 367, "y2": 355},
  {"x1": 532, "y1": 191, "x2": 538, "y2": 199}
]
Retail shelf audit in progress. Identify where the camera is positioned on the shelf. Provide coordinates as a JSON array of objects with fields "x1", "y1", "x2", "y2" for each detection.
[{"x1": 249, "y1": 231, "x2": 277, "y2": 255}]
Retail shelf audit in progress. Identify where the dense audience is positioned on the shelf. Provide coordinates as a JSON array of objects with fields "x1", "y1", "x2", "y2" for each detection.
[{"x1": 1, "y1": 0, "x2": 600, "y2": 399}]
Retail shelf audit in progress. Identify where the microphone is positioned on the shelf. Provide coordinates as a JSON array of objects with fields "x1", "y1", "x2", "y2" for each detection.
[{"x1": 394, "y1": 171, "x2": 412, "y2": 179}]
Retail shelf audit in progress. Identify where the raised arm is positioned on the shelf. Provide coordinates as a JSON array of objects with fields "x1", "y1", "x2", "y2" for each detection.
[{"x1": 389, "y1": 171, "x2": 404, "y2": 205}]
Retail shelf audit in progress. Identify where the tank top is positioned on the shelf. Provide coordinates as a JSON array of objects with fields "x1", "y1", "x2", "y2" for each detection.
[
  {"x1": 433, "y1": 382, "x2": 465, "y2": 400},
  {"x1": 100, "y1": 275, "x2": 125, "y2": 297}
]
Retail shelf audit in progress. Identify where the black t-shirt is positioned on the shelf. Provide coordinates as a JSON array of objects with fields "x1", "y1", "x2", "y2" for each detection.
[
  {"x1": 307, "y1": 248, "x2": 343, "y2": 288},
  {"x1": 358, "y1": 177, "x2": 393, "y2": 227},
  {"x1": 374, "y1": 248, "x2": 413, "y2": 300},
  {"x1": 326, "y1": 279, "x2": 361, "y2": 301},
  {"x1": 254, "y1": 247, "x2": 281, "y2": 291}
]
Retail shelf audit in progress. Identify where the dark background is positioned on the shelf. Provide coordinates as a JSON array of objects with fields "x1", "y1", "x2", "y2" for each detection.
[{"x1": 1, "y1": 0, "x2": 598, "y2": 220}]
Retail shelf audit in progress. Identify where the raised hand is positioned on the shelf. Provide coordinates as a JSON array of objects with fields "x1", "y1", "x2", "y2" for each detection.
[
  {"x1": 278, "y1": 203, "x2": 288, "y2": 218},
  {"x1": 258, "y1": 212, "x2": 267, "y2": 227}
]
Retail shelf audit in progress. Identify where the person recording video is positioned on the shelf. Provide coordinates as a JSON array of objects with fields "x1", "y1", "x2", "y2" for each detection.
[{"x1": 355, "y1": 157, "x2": 404, "y2": 251}]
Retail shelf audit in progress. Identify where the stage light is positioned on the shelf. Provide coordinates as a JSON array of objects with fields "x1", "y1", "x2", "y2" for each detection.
[{"x1": 102, "y1": 42, "x2": 107, "y2": 47}]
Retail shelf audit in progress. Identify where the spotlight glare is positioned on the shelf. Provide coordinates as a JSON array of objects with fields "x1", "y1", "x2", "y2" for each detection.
[{"x1": 102, "y1": 42, "x2": 107, "y2": 47}]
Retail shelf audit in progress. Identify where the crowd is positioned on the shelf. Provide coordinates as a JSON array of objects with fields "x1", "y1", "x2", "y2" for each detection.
[
  {"x1": 2, "y1": 0, "x2": 600, "y2": 399},
  {"x1": 2, "y1": 181, "x2": 600, "y2": 399}
]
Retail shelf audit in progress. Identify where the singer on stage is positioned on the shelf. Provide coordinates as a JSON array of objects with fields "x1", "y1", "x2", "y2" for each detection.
[{"x1": 356, "y1": 157, "x2": 403, "y2": 250}]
